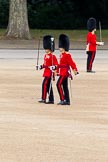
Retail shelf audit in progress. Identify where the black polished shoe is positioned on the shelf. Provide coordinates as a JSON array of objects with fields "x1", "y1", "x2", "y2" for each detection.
[
  {"x1": 45, "y1": 101, "x2": 54, "y2": 104},
  {"x1": 64, "y1": 102, "x2": 70, "y2": 105},
  {"x1": 57, "y1": 100, "x2": 70, "y2": 105},
  {"x1": 38, "y1": 99, "x2": 46, "y2": 103},
  {"x1": 63, "y1": 100, "x2": 70, "y2": 105},
  {"x1": 57, "y1": 101, "x2": 64, "y2": 105}
]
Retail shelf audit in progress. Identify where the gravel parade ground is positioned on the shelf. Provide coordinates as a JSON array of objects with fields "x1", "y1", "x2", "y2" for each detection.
[{"x1": 0, "y1": 49, "x2": 108, "y2": 162}]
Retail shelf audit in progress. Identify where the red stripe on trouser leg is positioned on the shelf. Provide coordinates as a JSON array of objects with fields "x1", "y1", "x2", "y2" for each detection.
[
  {"x1": 42, "y1": 77, "x2": 49, "y2": 100},
  {"x1": 57, "y1": 76, "x2": 64, "y2": 101},
  {"x1": 89, "y1": 52, "x2": 95, "y2": 70}
]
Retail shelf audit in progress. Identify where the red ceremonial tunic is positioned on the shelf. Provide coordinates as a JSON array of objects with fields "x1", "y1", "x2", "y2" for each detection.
[
  {"x1": 42, "y1": 53, "x2": 58, "y2": 77},
  {"x1": 86, "y1": 32, "x2": 97, "y2": 51},
  {"x1": 58, "y1": 52, "x2": 78, "y2": 76}
]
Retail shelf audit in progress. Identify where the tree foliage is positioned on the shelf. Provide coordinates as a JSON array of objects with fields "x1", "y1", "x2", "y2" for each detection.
[
  {"x1": 0, "y1": 0, "x2": 108, "y2": 29},
  {"x1": 0, "y1": 0, "x2": 9, "y2": 28},
  {"x1": 27, "y1": 0, "x2": 108, "y2": 29}
]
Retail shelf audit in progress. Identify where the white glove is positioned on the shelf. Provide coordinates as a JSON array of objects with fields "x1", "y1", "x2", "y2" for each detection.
[
  {"x1": 36, "y1": 65, "x2": 43, "y2": 70},
  {"x1": 49, "y1": 65, "x2": 56, "y2": 71},
  {"x1": 99, "y1": 42, "x2": 104, "y2": 46}
]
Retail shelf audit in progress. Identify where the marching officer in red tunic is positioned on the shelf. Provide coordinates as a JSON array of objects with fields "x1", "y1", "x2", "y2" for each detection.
[
  {"x1": 36, "y1": 35, "x2": 58, "y2": 104},
  {"x1": 86, "y1": 17, "x2": 104, "y2": 73},
  {"x1": 56, "y1": 34, "x2": 79, "y2": 105}
]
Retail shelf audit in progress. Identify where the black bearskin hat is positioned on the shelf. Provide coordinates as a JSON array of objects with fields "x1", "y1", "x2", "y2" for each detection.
[
  {"x1": 59, "y1": 34, "x2": 70, "y2": 51},
  {"x1": 87, "y1": 17, "x2": 96, "y2": 32},
  {"x1": 43, "y1": 35, "x2": 55, "y2": 52}
]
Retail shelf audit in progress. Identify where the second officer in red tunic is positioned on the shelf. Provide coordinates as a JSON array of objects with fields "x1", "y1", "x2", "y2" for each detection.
[{"x1": 56, "y1": 34, "x2": 79, "y2": 105}]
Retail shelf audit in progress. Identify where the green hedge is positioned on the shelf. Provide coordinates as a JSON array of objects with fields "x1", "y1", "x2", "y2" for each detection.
[
  {"x1": 0, "y1": 0, "x2": 108, "y2": 29},
  {"x1": 0, "y1": 0, "x2": 9, "y2": 28},
  {"x1": 28, "y1": 3, "x2": 86, "y2": 29}
]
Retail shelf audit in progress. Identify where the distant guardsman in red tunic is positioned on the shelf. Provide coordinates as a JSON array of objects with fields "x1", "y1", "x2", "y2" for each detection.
[
  {"x1": 86, "y1": 17, "x2": 104, "y2": 73},
  {"x1": 56, "y1": 34, "x2": 79, "y2": 105},
  {"x1": 36, "y1": 35, "x2": 58, "y2": 104}
]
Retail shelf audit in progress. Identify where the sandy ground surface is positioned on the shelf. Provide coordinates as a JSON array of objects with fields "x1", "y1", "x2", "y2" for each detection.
[
  {"x1": 0, "y1": 49, "x2": 108, "y2": 162},
  {"x1": 0, "y1": 39, "x2": 108, "y2": 50}
]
